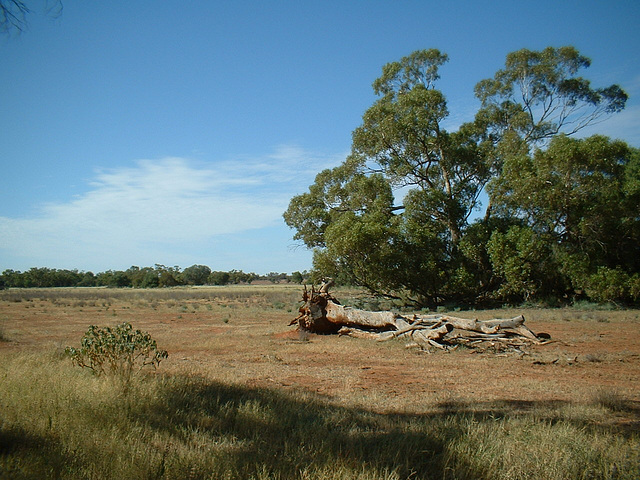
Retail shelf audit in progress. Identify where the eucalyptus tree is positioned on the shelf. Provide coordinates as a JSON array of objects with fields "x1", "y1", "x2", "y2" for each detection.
[
  {"x1": 475, "y1": 47, "x2": 634, "y2": 302},
  {"x1": 181, "y1": 264, "x2": 212, "y2": 285},
  {"x1": 285, "y1": 50, "x2": 492, "y2": 304},
  {"x1": 285, "y1": 46, "x2": 630, "y2": 305},
  {"x1": 489, "y1": 135, "x2": 640, "y2": 302},
  {"x1": 475, "y1": 46, "x2": 628, "y2": 222},
  {"x1": 353, "y1": 49, "x2": 493, "y2": 246},
  {"x1": 475, "y1": 46, "x2": 627, "y2": 146}
]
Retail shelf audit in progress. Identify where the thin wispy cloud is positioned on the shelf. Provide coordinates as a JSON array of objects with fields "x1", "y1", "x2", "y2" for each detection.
[
  {"x1": 572, "y1": 78, "x2": 638, "y2": 146},
  {"x1": 0, "y1": 147, "x2": 344, "y2": 271}
]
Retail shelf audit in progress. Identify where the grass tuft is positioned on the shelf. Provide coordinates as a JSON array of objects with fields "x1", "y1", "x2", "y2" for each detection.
[{"x1": 594, "y1": 388, "x2": 629, "y2": 412}]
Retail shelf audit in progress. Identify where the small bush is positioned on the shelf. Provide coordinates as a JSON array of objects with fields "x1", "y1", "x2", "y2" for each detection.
[
  {"x1": 65, "y1": 322, "x2": 168, "y2": 381},
  {"x1": 585, "y1": 267, "x2": 633, "y2": 304}
]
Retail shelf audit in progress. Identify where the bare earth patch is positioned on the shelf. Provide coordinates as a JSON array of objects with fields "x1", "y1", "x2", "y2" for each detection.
[{"x1": 1, "y1": 287, "x2": 639, "y2": 418}]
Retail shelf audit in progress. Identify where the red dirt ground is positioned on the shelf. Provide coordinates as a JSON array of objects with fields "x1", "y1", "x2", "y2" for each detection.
[{"x1": 1, "y1": 293, "x2": 639, "y2": 418}]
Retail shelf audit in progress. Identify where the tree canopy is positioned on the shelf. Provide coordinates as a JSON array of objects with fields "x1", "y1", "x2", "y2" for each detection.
[
  {"x1": 475, "y1": 46, "x2": 627, "y2": 144},
  {"x1": 284, "y1": 46, "x2": 637, "y2": 306},
  {"x1": 0, "y1": 0, "x2": 62, "y2": 34}
]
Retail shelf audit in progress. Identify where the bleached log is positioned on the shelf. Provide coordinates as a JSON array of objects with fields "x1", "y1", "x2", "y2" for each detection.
[
  {"x1": 324, "y1": 302, "x2": 402, "y2": 330},
  {"x1": 411, "y1": 314, "x2": 526, "y2": 334},
  {"x1": 409, "y1": 324, "x2": 454, "y2": 349},
  {"x1": 378, "y1": 322, "x2": 451, "y2": 341},
  {"x1": 290, "y1": 281, "x2": 547, "y2": 351}
]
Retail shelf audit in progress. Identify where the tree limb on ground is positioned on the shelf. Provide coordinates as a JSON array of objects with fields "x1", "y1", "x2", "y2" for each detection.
[{"x1": 289, "y1": 280, "x2": 550, "y2": 353}]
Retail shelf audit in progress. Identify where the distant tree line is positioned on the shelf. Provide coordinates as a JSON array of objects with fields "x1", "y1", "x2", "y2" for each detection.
[{"x1": 0, "y1": 265, "x2": 310, "y2": 289}]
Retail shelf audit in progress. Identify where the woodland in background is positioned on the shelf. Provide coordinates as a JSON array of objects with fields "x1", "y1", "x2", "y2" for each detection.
[
  {"x1": 0, "y1": 265, "x2": 308, "y2": 289},
  {"x1": 284, "y1": 46, "x2": 639, "y2": 307}
]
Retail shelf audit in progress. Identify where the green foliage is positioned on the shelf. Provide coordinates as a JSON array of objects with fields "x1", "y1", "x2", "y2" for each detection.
[
  {"x1": 65, "y1": 322, "x2": 168, "y2": 380},
  {"x1": 284, "y1": 46, "x2": 635, "y2": 307},
  {"x1": 475, "y1": 46, "x2": 627, "y2": 143},
  {"x1": 351, "y1": 49, "x2": 491, "y2": 245},
  {"x1": 209, "y1": 270, "x2": 231, "y2": 285},
  {"x1": 585, "y1": 268, "x2": 639, "y2": 304},
  {"x1": 491, "y1": 135, "x2": 640, "y2": 303},
  {"x1": 139, "y1": 269, "x2": 159, "y2": 288},
  {"x1": 181, "y1": 264, "x2": 211, "y2": 285},
  {"x1": 0, "y1": 267, "x2": 85, "y2": 288},
  {"x1": 487, "y1": 225, "x2": 564, "y2": 302},
  {"x1": 0, "y1": 266, "x2": 294, "y2": 289},
  {"x1": 158, "y1": 270, "x2": 179, "y2": 287},
  {"x1": 97, "y1": 269, "x2": 132, "y2": 287}
]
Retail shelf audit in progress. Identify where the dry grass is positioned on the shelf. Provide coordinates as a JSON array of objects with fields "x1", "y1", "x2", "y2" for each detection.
[
  {"x1": 1, "y1": 351, "x2": 638, "y2": 480},
  {"x1": 1, "y1": 286, "x2": 639, "y2": 479}
]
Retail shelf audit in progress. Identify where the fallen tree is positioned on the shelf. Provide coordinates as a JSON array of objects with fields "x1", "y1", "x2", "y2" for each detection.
[{"x1": 289, "y1": 280, "x2": 550, "y2": 352}]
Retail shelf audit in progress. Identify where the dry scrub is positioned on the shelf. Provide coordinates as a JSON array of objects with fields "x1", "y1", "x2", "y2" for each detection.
[{"x1": 1, "y1": 286, "x2": 639, "y2": 479}]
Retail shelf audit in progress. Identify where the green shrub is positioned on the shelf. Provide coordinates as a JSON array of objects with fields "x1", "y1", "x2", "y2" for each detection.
[
  {"x1": 65, "y1": 322, "x2": 167, "y2": 381},
  {"x1": 585, "y1": 267, "x2": 631, "y2": 303}
]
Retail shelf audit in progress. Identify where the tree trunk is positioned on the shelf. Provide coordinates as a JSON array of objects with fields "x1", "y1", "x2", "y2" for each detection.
[{"x1": 291, "y1": 280, "x2": 405, "y2": 333}]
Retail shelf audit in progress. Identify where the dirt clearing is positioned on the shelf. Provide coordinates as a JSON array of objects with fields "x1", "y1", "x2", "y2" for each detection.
[{"x1": 1, "y1": 287, "x2": 639, "y2": 415}]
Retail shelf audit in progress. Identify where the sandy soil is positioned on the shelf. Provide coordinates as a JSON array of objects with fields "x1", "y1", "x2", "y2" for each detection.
[{"x1": 1, "y1": 290, "x2": 639, "y2": 418}]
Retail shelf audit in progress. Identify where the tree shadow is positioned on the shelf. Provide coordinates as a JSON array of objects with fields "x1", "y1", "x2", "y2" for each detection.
[
  {"x1": 0, "y1": 425, "x2": 80, "y2": 478},
  {"x1": 131, "y1": 375, "x2": 464, "y2": 478},
  {"x1": 434, "y1": 397, "x2": 640, "y2": 438},
  {"x1": 5, "y1": 372, "x2": 636, "y2": 479},
  {"x1": 128, "y1": 374, "x2": 640, "y2": 478}
]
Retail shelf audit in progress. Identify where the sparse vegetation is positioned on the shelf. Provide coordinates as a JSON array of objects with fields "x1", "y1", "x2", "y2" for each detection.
[
  {"x1": 0, "y1": 265, "x2": 310, "y2": 289},
  {"x1": 0, "y1": 286, "x2": 638, "y2": 479}
]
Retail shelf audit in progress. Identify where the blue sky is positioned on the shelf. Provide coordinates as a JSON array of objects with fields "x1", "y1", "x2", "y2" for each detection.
[{"x1": 1, "y1": 0, "x2": 639, "y2": 274}]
